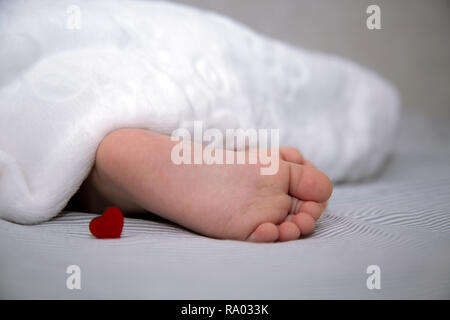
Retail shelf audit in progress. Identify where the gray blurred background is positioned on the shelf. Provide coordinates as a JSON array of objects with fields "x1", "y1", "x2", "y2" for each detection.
[{"x1": 173, "y1": 0, "x2": 450, "y2": 119}]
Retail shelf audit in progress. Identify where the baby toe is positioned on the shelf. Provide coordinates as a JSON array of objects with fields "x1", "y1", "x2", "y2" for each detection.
[
  {"x1": 247, "y1": 222, "x2": 279, "y2": 243},
  {"x1": 292, "y1": 213, "x2": 316, "y2": 236},
  {"x1": 298, "y1": 201, "x2": 325, "y2": 221},
  {"x1": 278, "y1": 221, "x2": 301, "y2": 242}
]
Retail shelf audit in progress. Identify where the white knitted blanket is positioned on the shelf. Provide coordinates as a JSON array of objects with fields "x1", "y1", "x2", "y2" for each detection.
[{"x1": 0, "y1": 0, "x2": 400, "y2": 223}]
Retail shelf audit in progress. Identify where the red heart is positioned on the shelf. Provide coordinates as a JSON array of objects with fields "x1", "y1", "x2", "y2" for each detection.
[{"x1": 89, "y1": 207, "x2": 124, "y2": 239}]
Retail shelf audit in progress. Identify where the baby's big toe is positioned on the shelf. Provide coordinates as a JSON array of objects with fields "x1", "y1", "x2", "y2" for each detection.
[{"x1": 289, "y1": 164, "x2": 333, "y2": 203}]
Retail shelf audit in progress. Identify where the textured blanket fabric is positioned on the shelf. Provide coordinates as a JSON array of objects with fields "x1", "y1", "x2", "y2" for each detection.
[{"x1": 0, "y1": 0, "x2": 399, "y2": 224}]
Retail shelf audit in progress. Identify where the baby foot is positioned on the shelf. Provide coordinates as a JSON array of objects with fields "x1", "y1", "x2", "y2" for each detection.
[{"x1": 79, "y1": 129, "x2": 333, "y2": 242}]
